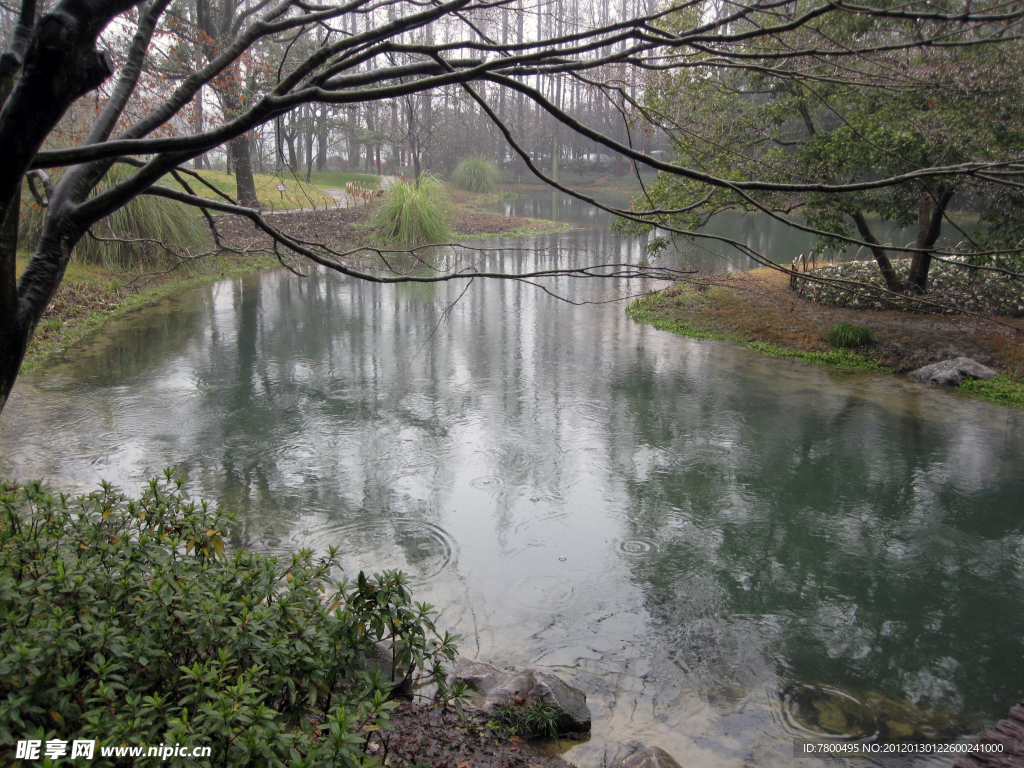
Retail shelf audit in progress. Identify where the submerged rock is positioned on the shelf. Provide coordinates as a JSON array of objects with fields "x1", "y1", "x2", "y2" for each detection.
[
  {"x1": 454, "y1": 659, "x2": 592, "y2": 733},
  {"x1": 908, "y1": 357, "x2": 997, "y2": 387},
  {"x1": 622, "y1": 746, "x2": 684, "y2": 768}
]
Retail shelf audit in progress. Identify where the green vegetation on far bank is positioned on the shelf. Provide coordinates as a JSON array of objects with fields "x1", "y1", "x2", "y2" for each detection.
[{"x1": 627, "y1": 278, "x2": 1024, "y2": 408}]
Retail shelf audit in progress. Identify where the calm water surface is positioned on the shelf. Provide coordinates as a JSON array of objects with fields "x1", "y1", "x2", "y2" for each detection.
[{"x1": 1, "y1": 201, "x2": 1022, "y2": 767}]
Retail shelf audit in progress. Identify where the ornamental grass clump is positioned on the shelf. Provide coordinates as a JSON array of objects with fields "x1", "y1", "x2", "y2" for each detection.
[
  {"x1": 373, "y1": 174, "x2": 451, "y2": 245},
  {"x1": 489, "y1": 701, "x2": 562, "y2": 739},
  {"x1": 20, "y1": 163, "x2": 209, "y2": 270},
  {"x1": 450, "y1": 156, "x2": 500, "y2": 194},
  {"x1": 825, "y1": 321, "x2": 874, "y2": 348},
  {"x1": 0, "y1": 473, "x2": 460, "y2": 766}
]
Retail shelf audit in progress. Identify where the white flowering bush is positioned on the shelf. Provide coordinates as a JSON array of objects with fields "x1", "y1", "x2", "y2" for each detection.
[{"x1": 794, "y1": 258, "x2": 1024, "y2": 316}]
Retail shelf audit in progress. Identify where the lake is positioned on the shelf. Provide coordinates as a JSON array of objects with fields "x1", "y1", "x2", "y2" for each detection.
[{"x1": 1, "y1": 195, "x2": 1021, "y2": 767}]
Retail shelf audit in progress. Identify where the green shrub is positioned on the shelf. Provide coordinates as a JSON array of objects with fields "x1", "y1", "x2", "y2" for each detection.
[
  {"x1": 450, "y1": 157, "x2": 500, "y2": 194},
  {"x1": 489, "y1": 701, "x2": 562, "y2": 739},
  {"x1": 825, "y1": 321, "x2": 874, "y2": 348},
  {"x1": 372, "y1": 174, "x2": 451, "y2": 245},
  {"x1": 20, "y1": 164, "x2": 209, "y2": 270},
  {"x1": 0, "y1": 474, "x2": 460, "y2": 767}
]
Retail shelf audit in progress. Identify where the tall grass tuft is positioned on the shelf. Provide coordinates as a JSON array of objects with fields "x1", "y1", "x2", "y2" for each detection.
[
  {"x1": 20, "y1": 164, "x2": 209, "y2": 269},
  {"x1": 825, "y1": 321, "x2": 874, "y2": 348},
  {"x1": 372, "y1": 174, "x2": 451, "y2": 245},
  {"x1": 450, "y1": 156, "x2": 500, "y2": 193}
]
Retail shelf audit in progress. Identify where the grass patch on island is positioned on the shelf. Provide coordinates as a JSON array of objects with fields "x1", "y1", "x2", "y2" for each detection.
[
  {"x1": 627, "y1": 290, "x2": 885, "y2": 373},
  {"x1": 373, "y1": 174, "x2": 451, "y2": 244}
]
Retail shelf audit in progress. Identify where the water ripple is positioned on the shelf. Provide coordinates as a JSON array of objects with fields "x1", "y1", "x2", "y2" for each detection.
[{"x1": 293, "y1": 518, "x2": 457, "y2": 585}]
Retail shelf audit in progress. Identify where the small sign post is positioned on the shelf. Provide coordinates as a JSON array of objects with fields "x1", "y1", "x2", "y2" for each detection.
[{"x1": 276, "y1": 183, "x2": 286, "y2": 200}]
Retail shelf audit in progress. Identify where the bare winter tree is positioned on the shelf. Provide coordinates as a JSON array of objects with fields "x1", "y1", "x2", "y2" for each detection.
[{"x1": 2, "y1": 0, "x2": 1023, "y2": 410}]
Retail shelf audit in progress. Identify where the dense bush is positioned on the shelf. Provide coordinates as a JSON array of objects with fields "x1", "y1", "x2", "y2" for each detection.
[
  {"x1": 794, "y1": 258, "x2": 1024, "y2": 316},
  {"x1": 372, "y1": 175, "x2": 451, "y2": 245},
  {"x1": 450, "y1": 157, "x2": 500, "y2": 194},
  {"x1": 0, "y1": 474, "x2": 460, "y2": 767},
  {"x1": 20, "y1": 164, "x2": 209, "y2": 270}
]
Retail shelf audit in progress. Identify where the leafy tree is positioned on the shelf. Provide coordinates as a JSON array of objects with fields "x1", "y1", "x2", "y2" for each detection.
[{"x1": 622, "y1": 2, "x2": 1024, "y2": 294}]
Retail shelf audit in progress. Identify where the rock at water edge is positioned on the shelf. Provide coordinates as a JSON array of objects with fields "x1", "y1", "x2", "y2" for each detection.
[
  {"x1": 453, "y1": 659, "x2": 592, "y2": 733},
  {"x1": 622, "y1": 746, "x2": 685, "y2": 768},
  {"x1": 908, "y1": 357, "x2": 996, "y2": 387}
]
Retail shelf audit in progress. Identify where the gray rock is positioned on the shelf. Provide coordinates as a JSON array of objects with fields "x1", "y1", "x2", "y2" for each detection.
[
  {"x1": 622, "y1": 746, "x2": 684, "y2": 768},
  {"x1": 453, "y1": 659, "x2": 592, "y2": 733},
  {"x1": 908, "y1": 357, "x2": 997, "y2": 387},
  {"x1": 455, "y1": 658, "x2": 509, "y2": 695}
]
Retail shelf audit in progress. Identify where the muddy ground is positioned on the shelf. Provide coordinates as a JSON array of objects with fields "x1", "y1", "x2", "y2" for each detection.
[
  {"x1": 363, "y1": 702, "x2": 578, "y2": 768},
  {"x1": 655, "y1": 268, "x2": 1024, "y2": 377}
]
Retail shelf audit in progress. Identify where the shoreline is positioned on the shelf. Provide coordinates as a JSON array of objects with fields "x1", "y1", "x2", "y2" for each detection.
[
  {"x1": 627, "y1": 268, "x2": 1024, "y2": 408},
  {"x1": 19, "y1": 203, "x2": 568, "y2": 374}
]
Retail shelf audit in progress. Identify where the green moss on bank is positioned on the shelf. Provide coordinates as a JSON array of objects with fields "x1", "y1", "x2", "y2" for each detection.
[
  {"x1": 958, "y1": 376, "x2": 1024, "y2": 407},
  {"x1": 456, "y1": 218, "x2": 571, "y2": 239}
]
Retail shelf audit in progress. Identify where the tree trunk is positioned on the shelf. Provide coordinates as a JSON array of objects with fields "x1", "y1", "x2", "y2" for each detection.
[
  {"x1": 850, "y1": 210, "x2": 905, "y2": 293},
  {"x1": 0, "y1": 191, "x2": 23, "y2": 410},
  {"x1": 316, "y1": 113, "x2": 328, "y2": 172},
  {"x1": 194, "y1": 85, "x2": 206, "y2": 170},
  {"x1": 286, "y1": 131, "x2": 298, "y2": 172},
  {"x1": 906, "y1": 189, "x2": 955, "y2": 294},
  {"x1": 231, "y1": 133, "x2": 259, "y2": 207},
  {"x1": 275, "y1": 115, "x2": 285, "y2": 172}
]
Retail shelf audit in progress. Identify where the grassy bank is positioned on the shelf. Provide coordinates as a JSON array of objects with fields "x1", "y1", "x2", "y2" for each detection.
[
  {"x1": 628, "y1": 270, "x2": 1024, "y2": 408},
  {"x1": 163, "y1": 169, "x2": 340, "y2": 210},
  {"x1": 18, "y1": 251, "x2": 279, "y2": 373}
]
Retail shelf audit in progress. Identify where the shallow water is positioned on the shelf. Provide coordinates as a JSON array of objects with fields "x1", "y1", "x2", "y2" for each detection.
[{"x1": 2, "y1": 209, "x2": 1022, "y2": 768}]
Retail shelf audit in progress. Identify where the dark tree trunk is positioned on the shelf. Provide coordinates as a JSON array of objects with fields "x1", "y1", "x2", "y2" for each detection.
[
  {"x1": 275, "y1": 115, "x2": 284, "y2": 172},
  {"x1": 316, "y1": 117, "x2": 328, "y2": 172},
  {"x1": 906, "y1": 189, "x2": 955, "y2": 294},
  {"x1": 0, "y1": 191, "x2": 23, "y2": 410},
  {"x1": 194, "y1": 85, "x2": 206, "y2": 170},
  {"x1": 851, "y1": 210, "x2": 905, "y2": 293},
  {"x1": 0, "y1": 0, "x2": 125, "y2": 410},
  {"x1": 231, "y1": 133, "x2": 259, "y2": 207},
  {"x1": 286, "y1": 131, "x2": 298, "y2": 172}
]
